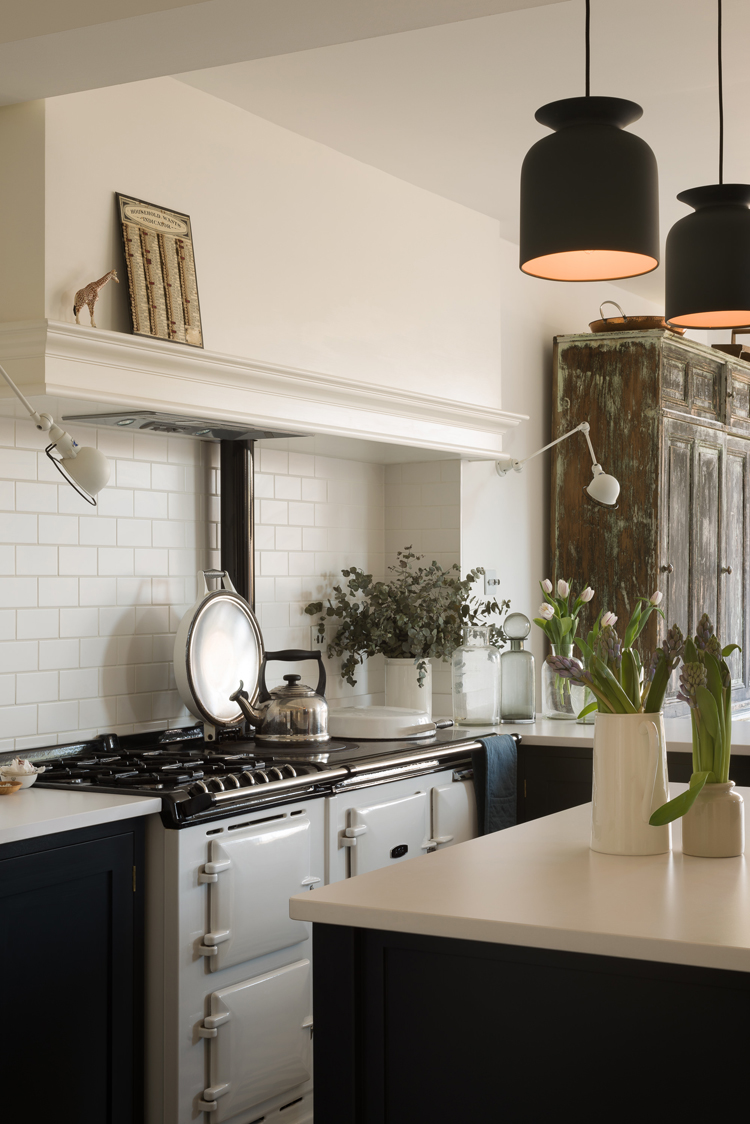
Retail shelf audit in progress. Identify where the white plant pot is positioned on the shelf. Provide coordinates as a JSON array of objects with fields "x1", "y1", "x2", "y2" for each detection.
[
  {"x1": 384, "y1": 657, "x2": 432, "y2": 719},
  {"x1": 681, "y1": 781, "x2": 745, "y2": 858},
  {"x1": 591, "y1": 711, "x2": 671, "y2": 856}
]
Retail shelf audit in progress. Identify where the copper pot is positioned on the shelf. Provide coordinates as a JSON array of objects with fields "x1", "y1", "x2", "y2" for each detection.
[{"x1": 589, "y1": 300, "x2": 685, "y2": 335}]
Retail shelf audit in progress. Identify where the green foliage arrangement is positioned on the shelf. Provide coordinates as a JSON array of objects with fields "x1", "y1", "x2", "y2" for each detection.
[
  {"x1": 649, "y1": 614, "x2": 741, "y2": 826},
  {"x1": 304, "y1": 548, "x2": 510, "y2": 687}
]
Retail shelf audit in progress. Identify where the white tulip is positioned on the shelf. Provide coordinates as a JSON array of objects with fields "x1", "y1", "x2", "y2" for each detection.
[
  {"x1": 580, "y1": 587, "x2": 594, "y2": 602},
  {"x1": 539, "y1": 604, "x2": 555, "y2": 620},
  {"x1": 601, "y1": 611, "x2": 618, "y2": 627},
  {"x1": 541, "y1": 579, "x2": 553, "y2": 593},
  {"x1": 557, "y1": 579, "x2": 569, "y2": 597},
  {"x1": 650, "y1": 591, "x2": 663, "y2": 605}
]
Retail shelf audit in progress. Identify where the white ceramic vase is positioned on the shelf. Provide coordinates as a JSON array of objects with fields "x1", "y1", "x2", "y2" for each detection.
[
  {"x1": 384, "y1": 657, "x2": 432, "y2": 719},
  {"x1": 681, "y1": 781, "x2": 745, "y2": 858},
  {"x1": 591, "y1": 711, "x2": 671, "y2": 856}
]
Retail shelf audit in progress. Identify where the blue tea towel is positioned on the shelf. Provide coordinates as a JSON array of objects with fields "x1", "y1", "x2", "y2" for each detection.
[{"x1": 471, "y1": 734, "x2": 517, "y2": 835}]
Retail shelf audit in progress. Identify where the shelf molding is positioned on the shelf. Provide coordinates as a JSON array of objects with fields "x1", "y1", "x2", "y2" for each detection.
[{"x1": 0, "y1": 319, "x2": 525, "y2": 458}]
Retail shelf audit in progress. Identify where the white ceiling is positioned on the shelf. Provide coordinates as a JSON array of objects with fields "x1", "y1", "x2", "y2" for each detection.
[
  {"x1": 176, "y1": 0, "x2": 750, "y2": 306},
  {"x1": 0, "y1": 0, "x2": 566, "y2": 102}
]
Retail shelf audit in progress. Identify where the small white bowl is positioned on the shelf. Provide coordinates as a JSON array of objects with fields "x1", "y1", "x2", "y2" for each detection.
[{"x1": 0, "y1": 772, "x2": 39, "y2": 789}]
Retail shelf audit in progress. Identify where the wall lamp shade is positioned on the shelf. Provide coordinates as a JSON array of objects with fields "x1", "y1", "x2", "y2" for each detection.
[
  {"x1": 665, "y1": 184, "x2": 750, "y2": 328},
  {"x1": 58, "y1": 446, "x2": 111, "y2": 498},
  {"x1": 519, "y1": 97, "x2": 660, "y2": 282},
  {"x1": 586, "y1": 463, "x2": 620, "y2": 507}
]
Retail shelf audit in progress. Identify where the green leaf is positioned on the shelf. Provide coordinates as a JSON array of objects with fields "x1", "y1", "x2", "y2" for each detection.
[
  {"x1": 574, "y1": 635, "x2": 595, "y2": 661},
  {"x1": 696, "y1": 684, "x2": 720, "y2": 738},
  {"x1": 649, "y1": 771, "x2": 714, "y2": 826},
  {"x1": 593, "y1": 655, "x2": 638, "y2": 714},
  {"x1": 722, "y1": 643, "x2": 741, "y2": 657},
  {"x1": 685, "y1": 637, "x2": 698, "y2": 663},
  {"x1": 577, "y1": 700, "x2": 598, "y2": 719},
  {"x1": 644, "y1": 656, "x2": 670, "y2": 714},
  {"x1": 621, "y1": 649, "x2": 641, "y2": 709}
]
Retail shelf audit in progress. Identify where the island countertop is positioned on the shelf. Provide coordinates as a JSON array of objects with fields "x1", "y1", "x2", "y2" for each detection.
[
  {"x1": 488, "y1": 715, "x2": 750, "y2": 754},
  {"x1": 290, "y1": 786, "x2": 750, "y2": 974}
]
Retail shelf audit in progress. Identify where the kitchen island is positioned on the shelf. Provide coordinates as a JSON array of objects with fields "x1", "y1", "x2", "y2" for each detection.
[{"x1": 290, "y1": 791, "x2": 750, "y2": 1123}]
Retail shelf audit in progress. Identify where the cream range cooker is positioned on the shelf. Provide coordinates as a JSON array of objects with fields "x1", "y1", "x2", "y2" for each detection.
[{"x1": 31, "y1": 722, "x2": 491, "y2": 1124}]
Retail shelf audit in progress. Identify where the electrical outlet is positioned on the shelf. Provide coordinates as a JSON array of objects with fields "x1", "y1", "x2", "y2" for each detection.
[
  {"x1": 310, "y1": 624, "x2": 326, "y2": 649},
  {"x1": 484, "y1": 569, "x2": 500, "y2": 595}
]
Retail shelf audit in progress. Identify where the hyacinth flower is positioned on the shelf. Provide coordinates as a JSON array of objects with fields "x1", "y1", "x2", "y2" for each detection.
[{"x1": 649, "y1": 615, "x2": 741, "y2": 827}]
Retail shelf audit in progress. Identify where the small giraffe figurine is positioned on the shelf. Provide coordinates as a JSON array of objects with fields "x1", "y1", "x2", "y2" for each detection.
[{"x1": 73, "y1": 269, "x2": 119, "y2": 328}]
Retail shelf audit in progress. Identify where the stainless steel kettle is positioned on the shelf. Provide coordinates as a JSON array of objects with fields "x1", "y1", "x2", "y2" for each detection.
[{"x1": 230, "y1": 649, "x2": 330, "y2": 744}]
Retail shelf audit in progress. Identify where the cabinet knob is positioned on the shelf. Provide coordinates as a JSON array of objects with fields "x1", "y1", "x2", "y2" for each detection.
[
  {"x1": 660, "y1": 564, "x2": 674, "y2": 574},
  {"x1": 722, "y1": 565, "x2": 733, "y2": 575}
]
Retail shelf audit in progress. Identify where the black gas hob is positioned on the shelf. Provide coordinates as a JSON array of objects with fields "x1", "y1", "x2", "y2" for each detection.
[{"x1": 13, "y1": 723, "x2": 488, "y2": 828}]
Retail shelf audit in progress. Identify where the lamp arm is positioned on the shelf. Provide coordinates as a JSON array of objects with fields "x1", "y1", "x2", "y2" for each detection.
[
  {"x1": 0, "y1": 361, "x2": 77, "y2": 457},
  {"x1": 496, "y1": 421, "x2": 592, "y2": 476},
  {"x1": 0, "y1": 362, "x2": 44, "y2": 425}
]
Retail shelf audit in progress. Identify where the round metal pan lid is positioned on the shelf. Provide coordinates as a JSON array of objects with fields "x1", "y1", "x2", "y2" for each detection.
[{"x1": 185, "y1": 590, "x2": 264, "y2": 726}]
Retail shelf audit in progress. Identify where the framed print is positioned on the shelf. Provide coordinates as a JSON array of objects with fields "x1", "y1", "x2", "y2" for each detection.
[{"x1": 117, "y1": 193, "x2": 203, "y2": 348}]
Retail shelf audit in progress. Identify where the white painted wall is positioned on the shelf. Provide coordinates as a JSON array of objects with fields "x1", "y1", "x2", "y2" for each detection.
[
  {"x1": 43, "y1": 77, "x2": 502, "y2": 407},
  {"x1": 461, "y1": 235, "x2": 671, "y2": 695}
]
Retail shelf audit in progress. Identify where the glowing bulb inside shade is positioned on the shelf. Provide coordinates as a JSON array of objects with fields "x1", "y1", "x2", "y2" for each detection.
[{"x1": 521, "y1": 250, "x2": 658, "y2": 283}]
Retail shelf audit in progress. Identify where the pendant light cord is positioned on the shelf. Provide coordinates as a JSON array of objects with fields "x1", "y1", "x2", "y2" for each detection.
[
  {"x1": 718, "y1": 0, "x2": 724, "y2": 183},
  {"x1": 585, "y1": 0, "x2": 591, "y2": 96}
]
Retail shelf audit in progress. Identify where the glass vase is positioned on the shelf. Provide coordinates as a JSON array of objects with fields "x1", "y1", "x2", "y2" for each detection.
[
  {"x1": 451, "y1": 626, "x2": 501, "y2": 725},
  {"x1": 542, "y1": 643, "x2": 586, "y2": 721}
]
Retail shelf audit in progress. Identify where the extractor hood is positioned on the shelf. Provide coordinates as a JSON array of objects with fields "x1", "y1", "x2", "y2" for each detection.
[{"x1": 62, "y1": 409, "x2": 298, "y2": 442}]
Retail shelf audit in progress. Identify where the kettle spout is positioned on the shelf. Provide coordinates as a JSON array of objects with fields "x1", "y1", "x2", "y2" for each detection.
[{"x1": 229, "y1": 680, "x2": 265, "y2": 725}]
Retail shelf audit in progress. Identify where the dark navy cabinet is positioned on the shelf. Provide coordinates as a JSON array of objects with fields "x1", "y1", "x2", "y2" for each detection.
[{"x1": 0, "y1": 818, "x2": 145, "y2": 1124}]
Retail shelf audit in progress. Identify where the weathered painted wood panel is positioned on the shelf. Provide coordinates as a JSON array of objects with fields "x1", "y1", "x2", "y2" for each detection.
[{"x1": 552, "y1": 330, "x2": 750, "y2": 712}]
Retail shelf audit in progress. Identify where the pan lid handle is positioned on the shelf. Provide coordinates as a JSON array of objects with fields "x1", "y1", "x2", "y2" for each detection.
[{"x1": 198, "y1": 569, "x2": 237, "y2": 596}]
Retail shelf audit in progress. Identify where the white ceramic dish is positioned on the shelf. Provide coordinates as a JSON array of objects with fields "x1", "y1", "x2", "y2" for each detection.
[
  {"x1": 0, "y1": 771, "x2": 39, "y2": 789},
  {"x1": 327, "y1": 705, "x2": 437, "y2": 740}
]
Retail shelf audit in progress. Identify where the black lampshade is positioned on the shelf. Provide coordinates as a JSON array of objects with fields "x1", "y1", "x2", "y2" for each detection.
[
  {"x1": 665, "y1": 184, "x2": 750, "y2": 328},
  {"x1": 520, "y1": 96, "x2": 660, "y2": 282}
]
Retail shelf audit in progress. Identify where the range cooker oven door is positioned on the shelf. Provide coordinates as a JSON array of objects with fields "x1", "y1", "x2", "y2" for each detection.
[
  {"x1": 346, "y1": 790, "x2": 430, "y2": 877},
  {"x1": 199, "y1": 813, "x2": 318, "y2": 971},
  {"x1": 431, "y1": 778, "x2": 477, "y2": 848},
  {"x1": 199, "y1": 958, "x2": 313, "y2": 1122}
]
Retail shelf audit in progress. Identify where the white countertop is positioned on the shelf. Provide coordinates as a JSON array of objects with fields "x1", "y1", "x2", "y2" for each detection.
[
  {"x1": 290, "y1": 785, "x2": 750, "y2": 974},
  {"x1": 0, "y1": 788, "x2": 162, "y2": 846},
  {"x1": 493, "y1": 715, "x2": 750, "y2": 755}
]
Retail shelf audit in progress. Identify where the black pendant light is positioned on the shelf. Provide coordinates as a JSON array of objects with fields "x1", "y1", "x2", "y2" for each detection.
[
  {"x1": 665, "y1": 1, "x2": 750, "y2": 329},
  {"x1": 519, "y1": 0, "x2": 659, "y2": 282}
]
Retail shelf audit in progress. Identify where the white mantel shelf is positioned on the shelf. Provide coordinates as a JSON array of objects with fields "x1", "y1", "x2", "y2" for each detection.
[{"x1": 0, "y1": 319, "x2": 526, "y2": 458}]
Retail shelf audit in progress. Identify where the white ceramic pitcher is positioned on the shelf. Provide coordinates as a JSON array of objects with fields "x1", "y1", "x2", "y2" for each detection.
[{"x1": 591, "y1": 711, "x2": 671, "y2": 855}]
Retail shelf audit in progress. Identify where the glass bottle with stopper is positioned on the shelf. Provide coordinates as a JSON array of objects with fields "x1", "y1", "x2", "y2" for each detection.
[{"x1": 500, "y1": 613, "x2": 535, "y2": 724}]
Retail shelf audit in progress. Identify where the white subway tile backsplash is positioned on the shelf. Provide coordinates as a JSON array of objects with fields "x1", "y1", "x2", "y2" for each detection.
[
  {"x1": 275, "y1": 526, "x2": 302, "y2": 551},
  {"x1": 39, "y1": 577, "x2": 79, "y2": 607},
  {"x1": 79, "y1": 517, "x2": 117, "y2": 546},
  {"x1": 116, "y1": 460, "x2": 151, "y2": 489},
  {"x1": 118, "y1": 635, "x2": 153, "y2": 665},
  {"x1": 301, "y1": 477, "x2": 326, "y2": 503},
  {"x1": 288, "y1": 452, "x2": 316, "y2": 477},
  {"x1": 116, "y1": 577, "x2": 153, "y2": 605},
  {"x1": 60, "y1": 668, "x2": 99, "y2": 699},
  {"x1": 258, "y1": 449, "x2": 288, "y2": 475},
  {"x1": 153, "y1": 463, "x2": 185, "y2": 492},
  {"x1": 117, "y1": 518, "x2": 152, "y2": 547},
  {"x1": 17, "y1": 671, "x2": 58, "y2": 704},
  {"x1": 17, "y1": 608, "x2": 58, "y2": 639},
  {"x1": 0, "y1": 640, "x2": 36, "y2": 672},
  {"x1": 0, "y1": 578, "x2": 38, "y2": 608},
  {"x1": 134, "y1": 432, "x2": 168, "y2": 462},
  {"x1": 99, "y1": 606, "x2": 136, "y2": 636},
  {"x1": 80, "y1": 577, "x2": 118, "y2": 606},
  {"x1": 0, "y1": 448, "x2": 37, "y2": 481},
  {"x1": 0, "y1": 547, "x2": 13, "y2": 575},
  {"x1": 0, "y1": 704, "x2": 37, "y2": 737},
  {"x1": 59, "y1": 546, "x2": 98, "y2": 575},
  {"x1": 16, "y1": 482, "x2": 57, "y2": 512},
  {"x1": 0, "y1": 480, "x2": 13, "y2": 509},
  {"x1": 38, "y1": 700, "x2": 80, "y2": 734},
  {"x1": 60, "y1": 607, "x2": 100, "y2": 638},
  {"x1": 135, "y1": 606, "x2": 169, "y2": 634},
  {"x1": 260, "y1": 499, "x2": 288, "y2": 525},
  {"x1": 1, "y1": 513, "x2": 38, "y2": 543},
  {"x1": 0, "y1": 674, "x2": 14, "y2": 706},
  {"x1": 98, "y1": 547, "x2": 135, "y2": 576},
  {"x1": 97, "y1": 489, "x2": 134, "y2": 518},
  {"x1": 16, "y1": 545, "x2": 57, "y2": 575},
  {"x1": 38, "y1": 514, "x2": 77, "y2": 544},
  {"x1": 275, "y1": 476, "x2": 301, "y2": 501},
  {"x1": 134, "y1": 490, "x2": 168, "y2": 519},
  {"x1": 96, "y1": 429, "x2": 134, "y2": 458},
  {"x1": 80, "y1": 637, "x2": 117, "y2": 667},
  {"x1": 39, "y1": 639, "x2": 79, "y2": 670}
]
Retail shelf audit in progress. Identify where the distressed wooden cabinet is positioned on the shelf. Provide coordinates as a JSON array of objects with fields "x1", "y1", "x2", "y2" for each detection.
[{"x1": 551, "y1": 330, "x2": 750, "y2": 711}]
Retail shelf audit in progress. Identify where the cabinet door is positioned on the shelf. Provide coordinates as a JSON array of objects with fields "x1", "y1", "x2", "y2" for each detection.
[
  {"x1": 661, "y1": 419, "x2": 693, "y2": 655},
  {"x1": 431, "y1": 780, "x2": 477, "y2": 847},
  {"x1": 722, "y1": 438, "x2": 750, "y2": 699},
  {"x1": 347, "y1": 791, "x2": 429, "y2": 877},
  {"x1": 0, "y1": 829, "x2": 138, "y2": 1124},
  {"x1": 693, "y1": 428, "x2": 723, "y2": 631}
]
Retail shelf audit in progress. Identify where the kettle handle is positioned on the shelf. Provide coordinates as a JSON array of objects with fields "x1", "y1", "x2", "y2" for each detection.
[{"x1": 257, "y1": 649, "x2": 326, "y2": 703}]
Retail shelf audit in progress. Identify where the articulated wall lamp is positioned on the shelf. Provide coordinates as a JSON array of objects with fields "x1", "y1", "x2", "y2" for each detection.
[
  {"x1": 496, "y1": 421, "x2": 620, "y2": 507},
  {"x1": 0, "y1": 363, "x2": 110, "y2": 505}
]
